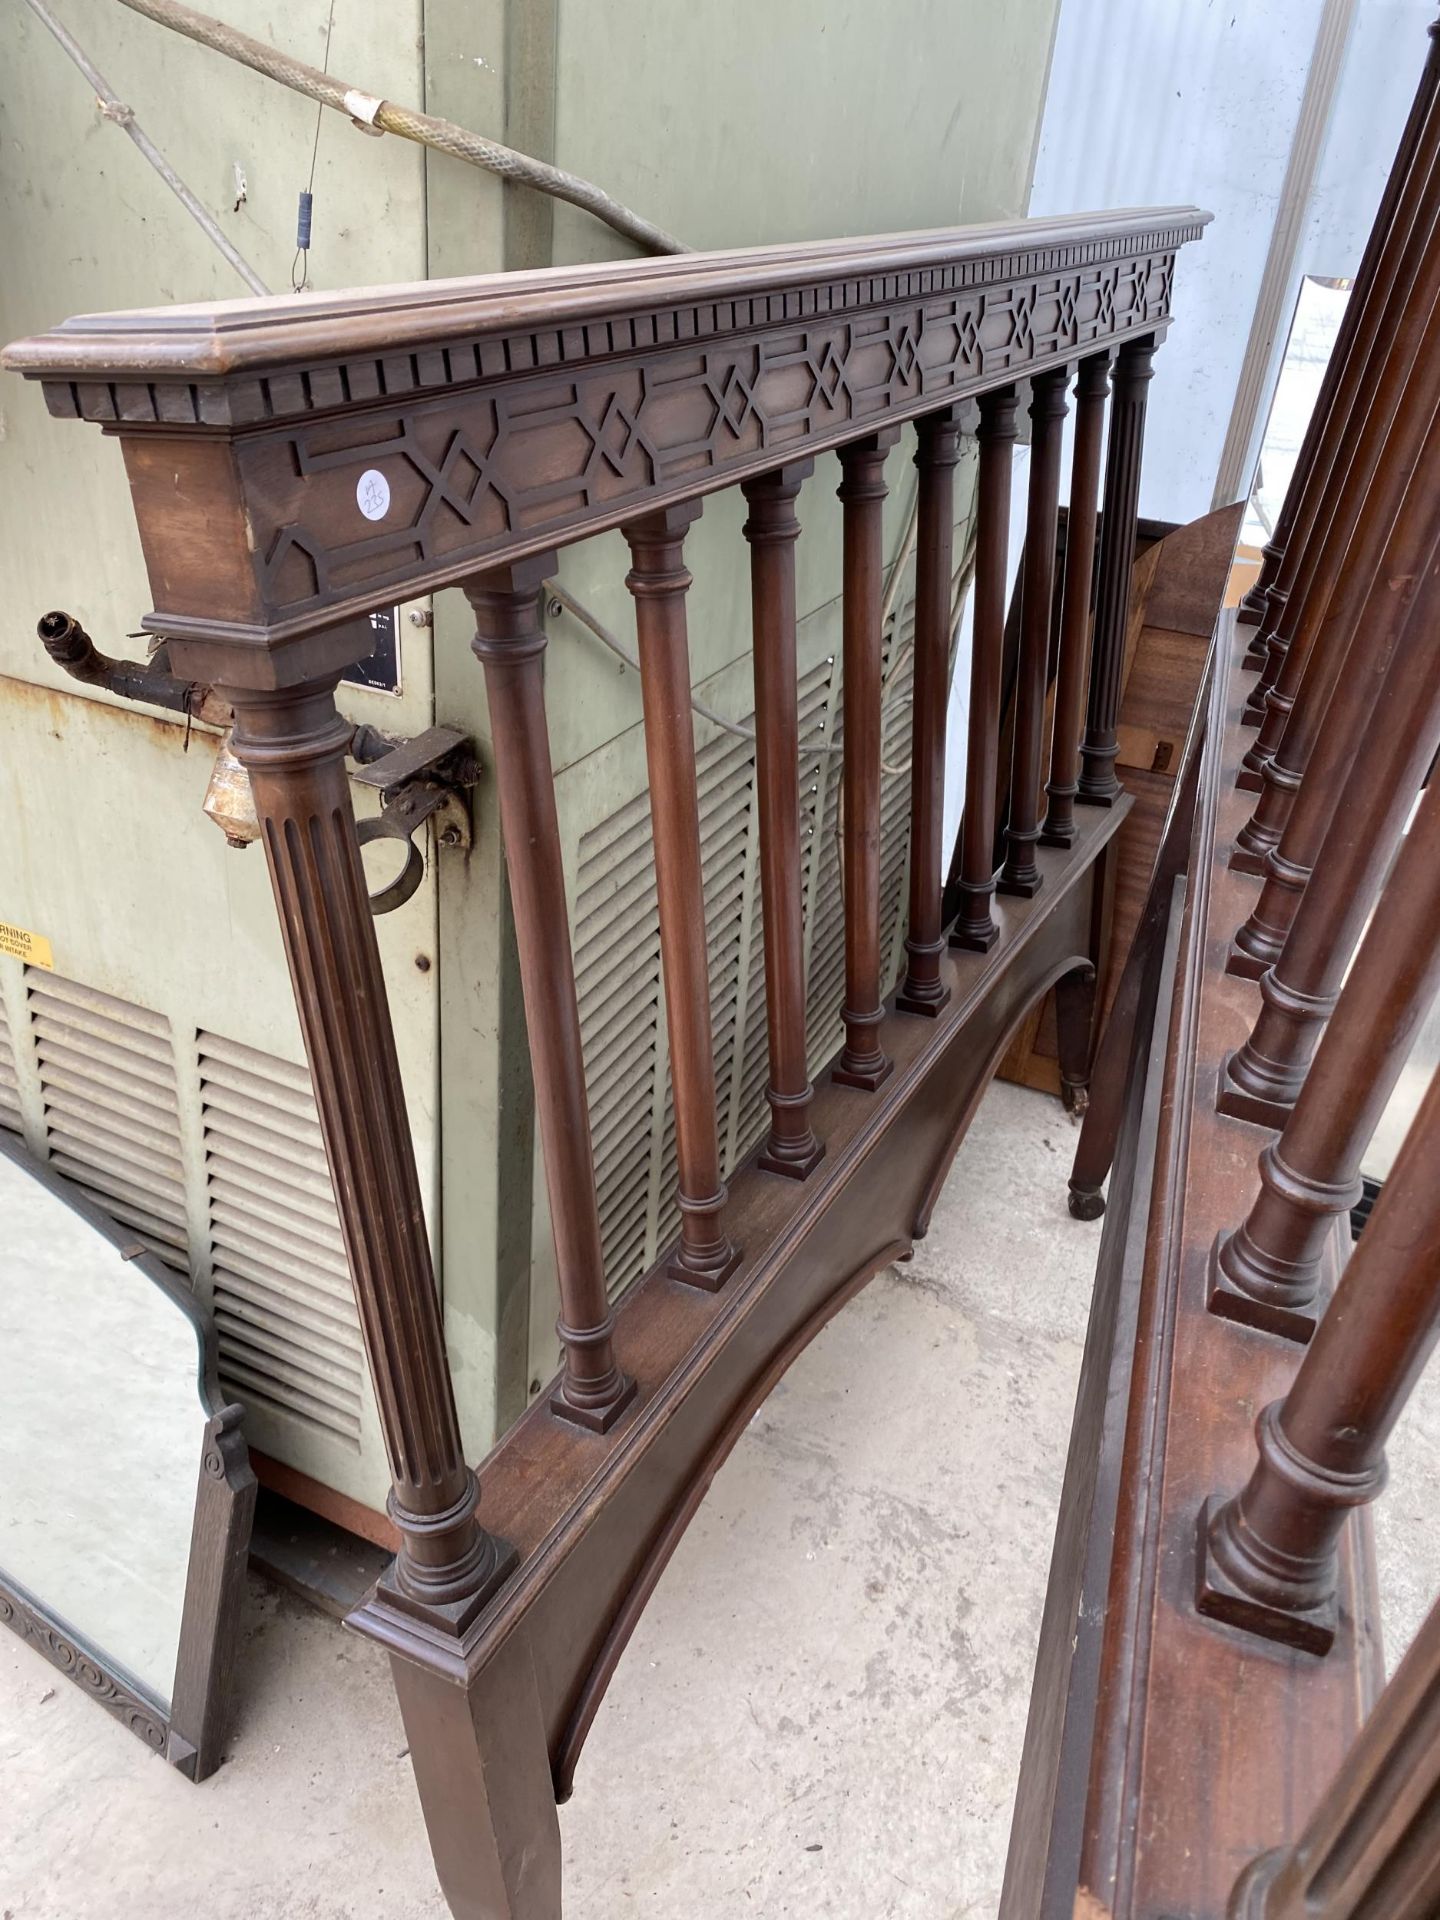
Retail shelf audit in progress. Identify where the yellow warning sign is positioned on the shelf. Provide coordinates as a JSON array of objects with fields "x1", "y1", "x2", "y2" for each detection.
[{"x1": 0, "y1": 920, "x2": 53, "y2": 970}]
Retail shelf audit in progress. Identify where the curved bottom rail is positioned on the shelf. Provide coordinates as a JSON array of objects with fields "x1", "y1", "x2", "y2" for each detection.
[{"x1": 352, "y1": 801, "x2": 1126, "y2": 1920}]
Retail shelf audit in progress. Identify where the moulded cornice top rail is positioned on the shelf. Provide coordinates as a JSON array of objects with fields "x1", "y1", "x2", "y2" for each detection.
[
  {"x1": 0, "y1": 204, "x2": 1210, "y2": 679},
  {"x1": 4, "y1": 207, "x2": 1210, "y2": 389}
]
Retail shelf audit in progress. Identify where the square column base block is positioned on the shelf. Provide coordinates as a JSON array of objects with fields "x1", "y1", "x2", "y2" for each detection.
[
  {"x1": 895, "y1": 981, "x2": 953, "y2": 1018},
  {"x1": 1216, "y1": 1053, "x2": 1294, "y2": 1130},
  {"x1": 549, "y1": 1371, "x2": 639, "y2": 1435},
  {"x1": 1225, "y1": 943, "x2": 1270, "y2": 982},
  {"x1": 666, "y1": 1241, "x2": 744, "y2": 1293},
  {"x1": 1194, "y1": 1496, "x2": 1337, "y2": 1656},
  {"x1": 1229, "y1": 843, "x2": 1269, "y2": 878},
  {"x1": 832, "y1": 1053, "x2": 895, "y2": 1094},
  {"x1": 1205, "y1": 1235, "x2": 1317, "y2": 1345},
  {"x1": 949, "y1": 922, "x2": 999, "y2": 954},
  {"x1": 757, "y1": 1136, "x2": 826, "y2": 1181}
]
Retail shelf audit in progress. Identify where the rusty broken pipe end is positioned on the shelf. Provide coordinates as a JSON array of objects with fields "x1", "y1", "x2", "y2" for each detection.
[
  {"x1": 37, "y1": 609, "x2": 93, "y2": 674},
  {"x1": 36, "y1": 608, "x2": 199, "y2": 716}
]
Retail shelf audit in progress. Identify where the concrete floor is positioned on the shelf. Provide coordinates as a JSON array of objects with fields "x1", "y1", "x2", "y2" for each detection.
[{"x1": 2, "y1": 1081, "x2": 1435, "y2": 1920}]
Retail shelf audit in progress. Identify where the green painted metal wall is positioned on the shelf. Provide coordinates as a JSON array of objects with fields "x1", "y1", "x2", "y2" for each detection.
[{"x1": 0, "y1": 0, "x2": 1060, "y2": 1509}]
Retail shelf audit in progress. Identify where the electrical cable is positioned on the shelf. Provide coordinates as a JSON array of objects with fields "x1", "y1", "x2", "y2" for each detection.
[{"x1": 291, "y1": 0, "x2": 337, "y2": 292}]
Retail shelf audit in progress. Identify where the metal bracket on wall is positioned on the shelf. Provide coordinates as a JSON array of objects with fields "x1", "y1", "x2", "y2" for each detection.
[{"x1": 350, "y1": 725, "x2": 480, "y2": 915}]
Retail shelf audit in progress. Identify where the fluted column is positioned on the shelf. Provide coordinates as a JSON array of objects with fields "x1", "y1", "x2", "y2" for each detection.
[
  {"x1": 467, "y1": 561, "x2": 637, "y2": 1432},
  {"x1": 742, "y1": 461, "x2": 825, "y2": 1178},
  {"x1": 228, "y1": 679, "x2": 514, "y2": 1637},
  {"x1": 1041, "y1": 353, "x2": 1110, "y2": 848},
  {"x1": 898, "y1": 405, "x2": 963, "y2": 1015},
  {"x1": 1078, "y1": 336, "x2": 1155, "y2": 806},
  {"x1": 999, "y1": 367, "x2": 1069, "y2": 895}
]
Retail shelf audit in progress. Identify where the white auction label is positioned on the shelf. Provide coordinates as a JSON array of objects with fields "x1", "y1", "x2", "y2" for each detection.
[{"x1": 356, "y1": 469, "x2": 391, "y2": 521}]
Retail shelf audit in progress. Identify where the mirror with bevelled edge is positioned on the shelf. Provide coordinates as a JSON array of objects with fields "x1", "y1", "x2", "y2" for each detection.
[{"x1": 0, "y1": 1129, "x2": 256, "y2": 1779}]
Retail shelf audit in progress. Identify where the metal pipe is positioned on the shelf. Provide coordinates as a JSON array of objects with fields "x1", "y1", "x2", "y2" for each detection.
[
  {"x1": 112, "y1": 0, "x2": 687, "y2": 258},
  {"x1": 37, "y1": 611, "x2": 201, "y2": 715}
]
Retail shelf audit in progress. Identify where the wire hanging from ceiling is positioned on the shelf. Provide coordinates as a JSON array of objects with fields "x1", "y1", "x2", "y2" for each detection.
[{"x1": 291, "y1": 0, "x2": 337, "y2": 292}]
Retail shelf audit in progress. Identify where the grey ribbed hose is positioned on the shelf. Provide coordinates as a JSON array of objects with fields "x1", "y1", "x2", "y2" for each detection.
[{"x1": 112, "y1": 0, "x2": 688, "y2": 258}]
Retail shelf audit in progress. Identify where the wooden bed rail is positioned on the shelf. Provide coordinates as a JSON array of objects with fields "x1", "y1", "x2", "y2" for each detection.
[
  {"x1": 1022, "y1": 19, "x2": 1440, "y2": 1913},
  {"x1": 4, "y1": 208, "x2": 1209, "y2": 1918}
]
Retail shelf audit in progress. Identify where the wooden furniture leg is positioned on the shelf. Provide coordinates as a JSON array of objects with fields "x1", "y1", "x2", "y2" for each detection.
[
  {"x1": 391, "y1": 1634, "x2": 561, "y2": 1920},
  {"x1": 1067, "y1": 653, "x2": 1210, "y2": 1215}
]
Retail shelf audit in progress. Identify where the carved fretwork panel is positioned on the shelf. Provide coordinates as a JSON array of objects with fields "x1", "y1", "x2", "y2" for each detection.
[
  {"x1": 238, "y1": 253, "x2": 1177, "y2": 638},
  {"x1": 239, "y1": 255, "x2": 1174, "y2": 639}
]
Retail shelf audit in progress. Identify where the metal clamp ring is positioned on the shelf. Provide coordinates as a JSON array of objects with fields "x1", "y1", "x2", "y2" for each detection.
[{"x1": 356, "y1": 814, "x2": 425, "y2": 916}]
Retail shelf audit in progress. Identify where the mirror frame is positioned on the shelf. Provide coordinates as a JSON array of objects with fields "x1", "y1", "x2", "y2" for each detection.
[{"x1": 0, "y1": 1129, "x2": 256, "y2": 1780}]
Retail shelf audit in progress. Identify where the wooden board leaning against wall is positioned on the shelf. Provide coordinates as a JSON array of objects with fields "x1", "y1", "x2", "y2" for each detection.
[{"x1": 998, "y1": 499, "x2": 1246, "y2": 1097}]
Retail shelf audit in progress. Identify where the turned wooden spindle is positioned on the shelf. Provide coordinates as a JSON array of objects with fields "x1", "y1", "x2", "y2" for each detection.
[
  {"x1": 1041, "y1": 353, "x2": 1110, "y2": 849},
  {"x1": 1227, "y1": 402, "x2": 1440, "y2": 994},
  {"x1": 1241, "y1": 70, "x2": 1440, "y2": 715},
  {"x1": 1212, "y1": 771, "x2": 1440, "y2": 1342},
  {"x1": 1000, "y1": 368, "x2": 1070, "y2": 895},
  {"x1": 1228, "y1": 1590, "x2": 1440, "y2": 1919},
  {"x1": 834, "y1": 429, "x2": 900, "y2": 1090},
  {"x1": 623, "y1": 503, "x2": 742, "y2": 1289},
  {"x1": 1199, "y1": 1052, "x2": 1440, "y2": 1654},
  {"x1": 1078, "y1": 335, "x2": 1155, "y2": 806},
  {"x1": 951, "y1": 386, "x2": 1019, "y2": 951},
  {"x1": 228, "y1": 681, "x2": 514, "y2": 1629},
  {"x1": 1221, "y1": 516, "x2": 1440, "y2": 1128},
  {"x1": 467, "y1": 562, "x2": 637, "y2": 1431},
  {"x1": 898, "y1": 406, "x2": 964, "y2": 1016},
  {"x1": 1235, "y1": 228, "x2": 1440, "y2": 799},
  {"x1": 742, "y1": 462, "x2": 825, "y2": 1179}
]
